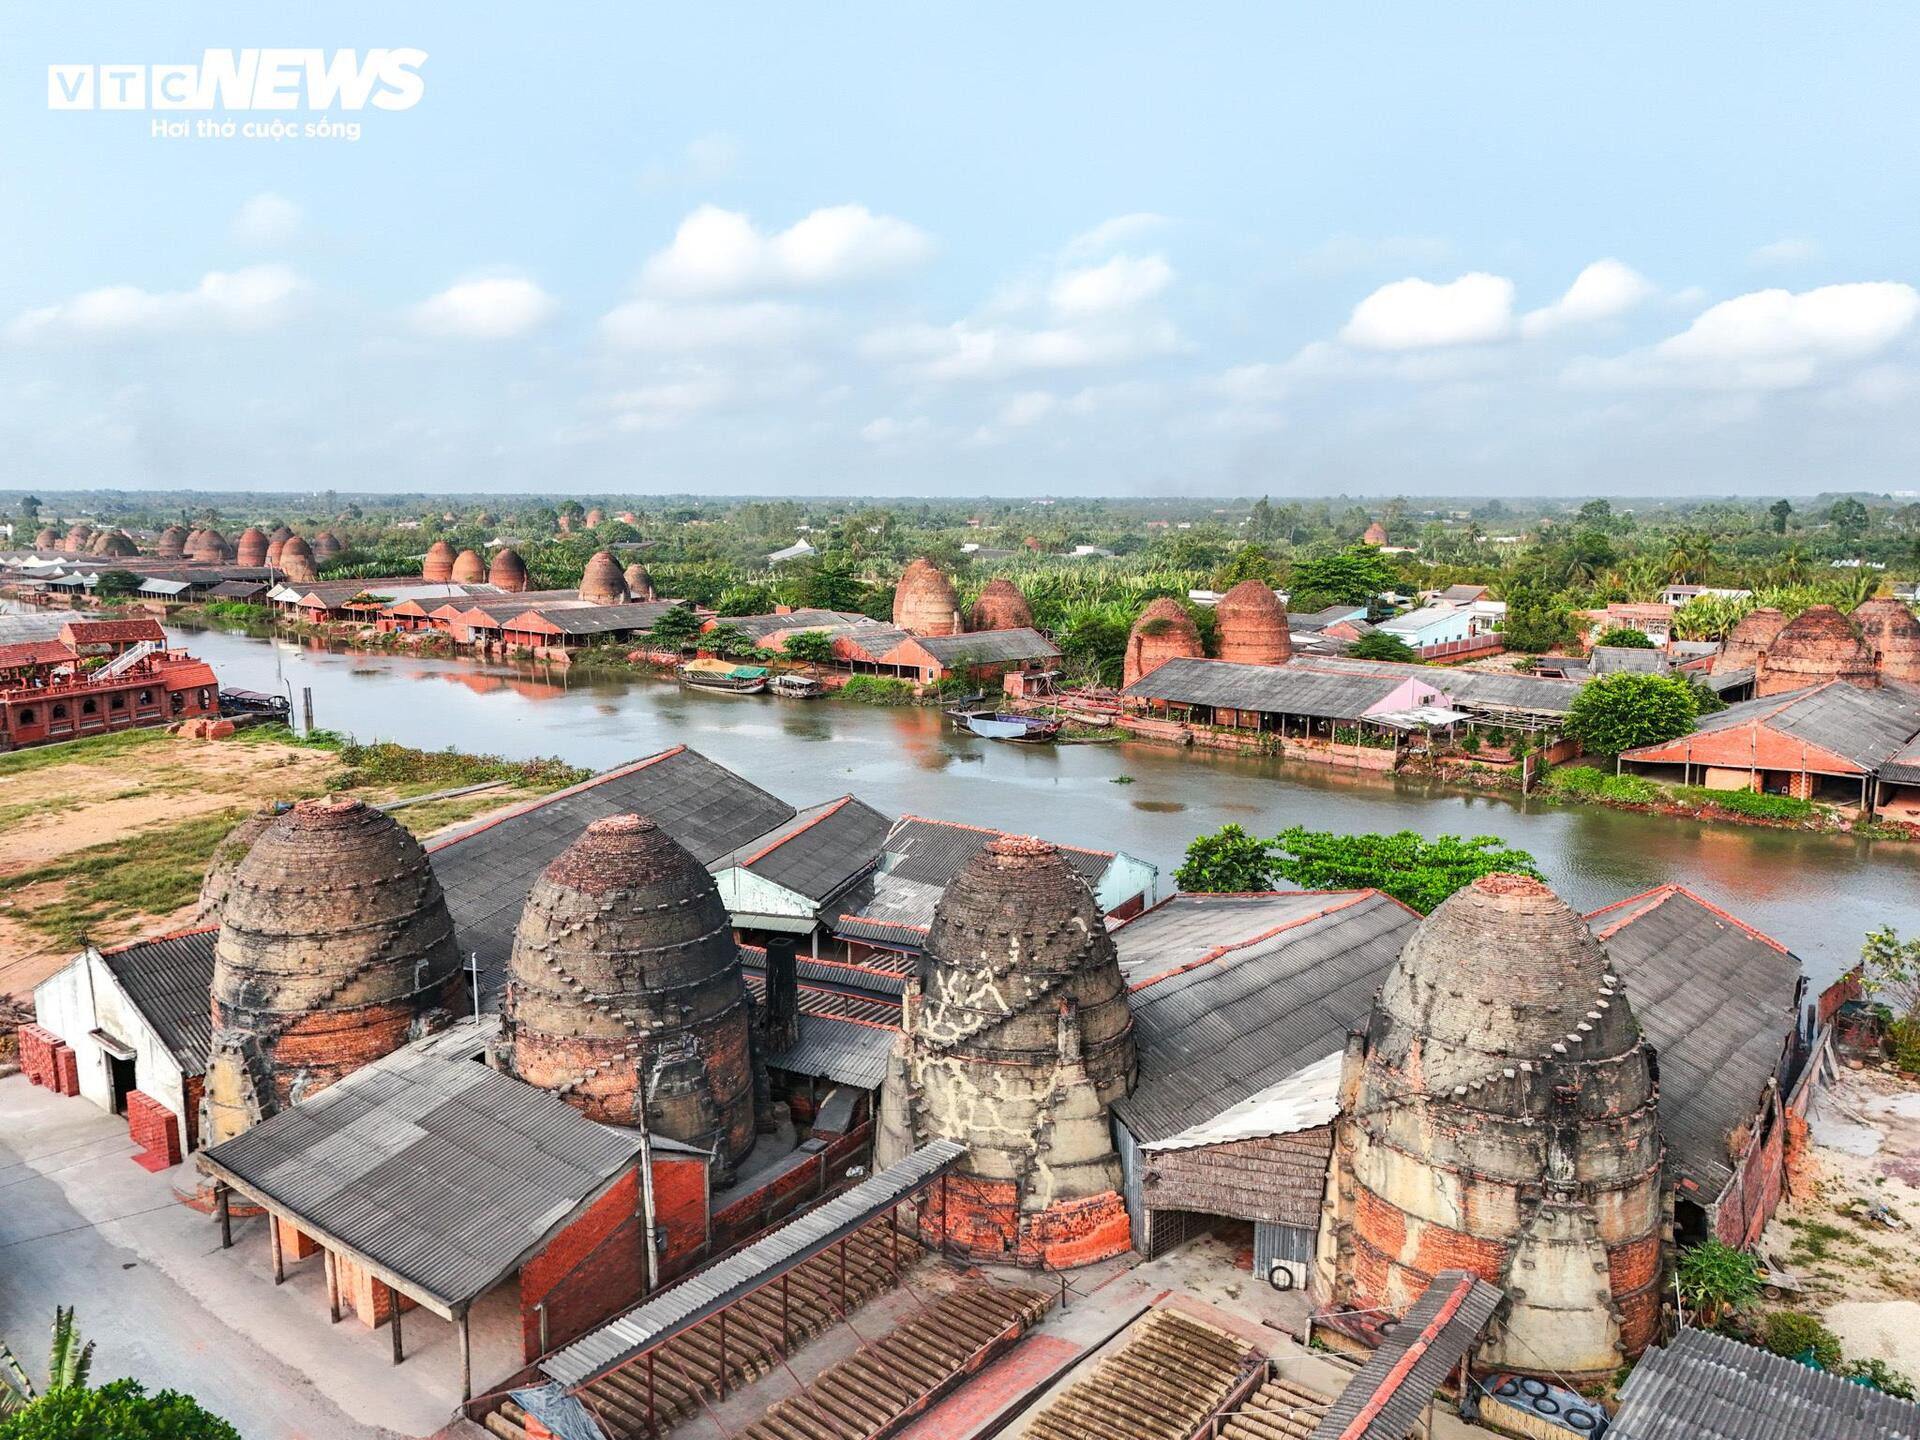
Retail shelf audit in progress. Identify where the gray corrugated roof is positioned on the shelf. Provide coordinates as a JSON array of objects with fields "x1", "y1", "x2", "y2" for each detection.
[
  {"x1": 1884, "y1": 733, "x2": 1920, "y2": 786},
  {"x1": 97, "y1": 929, "x2": 217, "y2": 1076},
  {"x1": 430, "y1": 747, "x2": 795, "y2": 1002},
  {"x1": 1110, "y1": 892, "x2": 1418, "y2": 1143},
  {"x1": 914, "y1": 627, "x2": 1061, "y2": 665},
  {"x1": 1125, "y1": 655, "x2": 1588, "y2": 720},
  {"x1": 1610, "y1": 1327, "x2": 1920, "y2": 1440},
  {"x1": 1591, "y1": 646, "x2": 1671, "y2": 674},
  {"x1": 516, "y1": 600, "x2": 682, "y2": 635},
  {"x1": 884, "y1": 815, "x2": 1113, "y2": 889},
  {"x1": 1309, "y1": 1271, "x2": 1505, "y2": 1440},
  {"x1": 709, "y1": 609, "x2": 871, "y2": 642},
  {"x1": 198, "y1": 1049, "x2": 642, "y2": 1313},
  {"x1": 837, "y1": 625, "x2": 916, "y2": 660},
  {"x1": 0, "y1": 612, "x2": 72, "y2": 644},
  {"x1": 710, "y1": 796, "x2": 892, "y2": 904},
  {"x1": 1627, "y1": 680, "x2": 1920, "y2": 772},
  {"x1": 1590, "y1": 887, "x2": 1802, "y2": 1199},
  {"x1": 541, "y1": 1140, "x2": 967, "y2": 1389}
]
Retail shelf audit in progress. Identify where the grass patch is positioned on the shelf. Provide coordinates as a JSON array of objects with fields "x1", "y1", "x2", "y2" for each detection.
[
  {"x1": 1785, "y1": 1219, "x2": 1854, "y2": 1261},
  {"x1": 5, "y1": 810, "x2": 245, "y2": 945},
  {"x1": 0, "y1": 727, "x2": 171, "y2": 780},
  {"x1": 1543, "y1": 764, "x2": 1816, "y2": 820},
  {"x1": 227, "y1": 724, "x2": 585, "y2": 793}
]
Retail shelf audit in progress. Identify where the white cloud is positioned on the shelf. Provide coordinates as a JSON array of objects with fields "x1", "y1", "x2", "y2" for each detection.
[
  {"x1": 998, "y1": 391, "x2": 1057, "y2": 426},
  {"x1": 1339, "y1": 272, "x2": 1515, "y2": 350},
  {"x1": 1749, "y1": 238, "x2": 1822, "y2": 269},
  {"x1": 607, "y1": 369, "x2": 734, "y2": 430},
  {"x1": 232, "y1": 192, "x2": 303, "y2": 247},
  {"x1": 1049, "y1": 254, "x2": 1172, "y2": 318},
  {"x1": 600, "y1": 297, "x2": 817, "y2": 351},
  {"x1": 1519, "y1": 259, "x2": 1656, "y2": 337},
  {"x1": 861, "y1": 415, "x2": 933, "y2": 444},
  {"x1": 410, "y1": 276, "x2": 557, "y2": 340},
  {"x1": 1570, "y1": 282, "x2": 1920, "y2": 391},
  {"x1": 1063, "y1": 213, "x2": 1167, "y2": 259},
  {"x1": 640, "y1": 203, "x2": 931, "y2": 297},
  {"x1": 10, "y1": 265, "x2": 309, "y2": 340},
  {"x1": 638, "y1": 132, "x2": 742, "y2": 190}
]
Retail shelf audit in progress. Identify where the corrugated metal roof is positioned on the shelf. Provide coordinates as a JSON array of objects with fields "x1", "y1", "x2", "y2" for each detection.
[
  {"x1": 1884, "y1": 733, "x2": 1920, "y2": 785},
  {"x1": 1610, "y1": 1327, "x2": 1920, "y2": 1440},
  {"x1": 710, "y1": 795, "x2": 892, "y2": 903},
  {"x1": 516, "y1": 600, "x2": 682, "y2": 635},
  {"x1": 540, "y1": 1139, "x2": 967, "y2": 1389},
  {"x1": 913, "y1": 627, "x2": 1061, "y2": 664},
  {"x1": 1110, "y1": 892, "x2": 1418, "y2": 1144},
  {"x1": 1630, "y1": 680, "x2": 1920, "y2": 772},
  {"x1": 97, "y1": 929, "x2": 217, "y2": 1075},
  {"x1": 1126, "y1": 655, "x2": 1587, "y2": 720},
  {"x1": 1308, "y1": 1270, "x2": 1504, "y2": 1440},
  {"x1": 430, "y1": 747, "x2": 796, "y2": 1002},
  {"x1": 1589, "y1": 886, "x2": 1803, "y2": 1199},
  {"x1": 198, "y1": 1049, "x2": 642, "y2": 1313},
  {"x1": 710, "y1": 609, "x2": 871, "y2": 642}
]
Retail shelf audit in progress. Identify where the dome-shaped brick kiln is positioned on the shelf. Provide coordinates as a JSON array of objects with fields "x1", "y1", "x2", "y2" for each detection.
[
  {"x1": 311, "y1": 531, "x2": 342, "y2": 561},
  {"x1": 202, "y1": 797, "x2": 465, "y2": 1145},
  {"x1": 969, "y1": 578, "x2": 1034, "y2": 632},
  {"x1": 622, "y1": 562, "x2": 655, "y2": 601},
  {"x1": 1122, "y1": 597, "x2": 1204, "y2": 688},
  {"x1": 1317, "y1": 873, "x2": 1663, "y2": 1384},
  {"x1": 1755, "y1": 604, "x2": 1877, "y2": 696},
  {"x1": 278, "y1": 535, "x2": 316, "y2": 582},
  {"x1": 1851, "y1": 596, "x2": 1920, "y2": 685},
  {"x1": 502, "y1": 815, "x2": 757, "y2": 1178},
  {"x1": 488, "y1": 547, "x2": 529, "y2": 593},
  {"x1": 422, "y1": 539, "x2": 456, "y2": 583},
  {"x1": 1214, "y1": 579, "x2": 1292, "y2": 666},
  {"x1": 580, "y1": 550, "x2": 628, "y2": 606},
  {"x1": 1710, "y1": 606, "x2": 1786, "y2": 679},
  {"x1": 450, "y1": 548, "x2": 486, "y2": 584},
  {"x1": 893, "y1": 557, "x2": 963, "y2": 636},
  {"x1": 235, "y1": 527, "x2": 269, "y2": 567}
]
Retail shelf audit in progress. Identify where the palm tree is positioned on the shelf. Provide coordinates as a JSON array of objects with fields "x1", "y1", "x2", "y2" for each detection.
[
  {"x1": 1, "y1": 1308, "x2": 93, "y2": 1416},
  {"x1": 1773, "y1": 544, "x2": 1810, "y2": 587},
  {"x1": 1665, "y1": 529, "x2": 1716, "y2": 584}
]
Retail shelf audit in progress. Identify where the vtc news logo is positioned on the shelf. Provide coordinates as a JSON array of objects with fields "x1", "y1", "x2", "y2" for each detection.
[{"x1": 48, "y1": 49, "x2": 427, "y2": 111}]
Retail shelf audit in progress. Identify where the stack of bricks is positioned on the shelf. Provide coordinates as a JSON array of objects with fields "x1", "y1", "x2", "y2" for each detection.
[
  {"x1": 19, "y1": 1025, "x2": 79, "y2": 1096},
  {"x1": 334, "y1": 1252, "x2": 418, "y2": 1328},
  {"x1": 125, "y1": 1091, "x2": 182, "y2": 1172}
]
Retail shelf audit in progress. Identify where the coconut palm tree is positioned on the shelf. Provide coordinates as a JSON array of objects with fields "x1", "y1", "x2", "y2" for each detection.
[{"x1": 0, "y1": 1308, "x2": 93, "y2": 1416}]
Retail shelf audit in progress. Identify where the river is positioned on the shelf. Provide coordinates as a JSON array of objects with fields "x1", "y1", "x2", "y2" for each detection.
[{"x1": 173, "y1": 621, "x2": 1920, "y2": 991}]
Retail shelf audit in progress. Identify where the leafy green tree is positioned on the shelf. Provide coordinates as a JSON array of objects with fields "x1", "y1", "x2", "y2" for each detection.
[
  {"x1": 1828, "y1": 497, "x2": 1871, "y2": 538},
  {"x1": 1576, "y1": 498, "x2": 1613, "y2": 528},
  {"x1": 1, "y1": 1309, "x2": 91, "y2": 1417},
  {"x1": 93, "y1": 570, "x2": 140, "y2": 600},
  {"x1": 1859, "y1": 927, "x2": 1920, "y2": 1028},
  {"x1": 1345, "y1": 631, "x2": 1419, "y2": 662},
  {"x1": 0, "y1": 1380, "x2": 240, "y2": 1440},
  {"x1": 1057, "y1": 609, "x2": 1131, "y2": 687},
  {"x1": 1269, "y1": 828, "x2": 1543, "y2": 913},
  {"x1": 1248, "y1": 497, "x2": 1277, "y2": 543},
  {"x1": 1173, "y1": 824, "x2": 1279, "y2": 893},
  {"x1": 1674, "y1": 1241, "x2": 1760, "y2": 1325},
  {"x1": 1288, "y1": 546, "x2": 1396, "y2": 610},
  {"x1": 782, "y1": 629, "x2": 836, "y2": 664},
  {"x1": 704, "y1": 625, "x2": 758, "y2": 659},
  {"x1": 715, "y1": 583, "x2": 776, "y2": 616},
  {"x1": 1499, "y1": 586, "x2": 1578, "y2": 653},
  {"x1": 1769, "y1": 498, "x2": 1793, "y2": 535},
  {"x1": 788, "y1": 557, "x2": 869, "y2": 613},
  {"x1": 1214, "y1": 545, "x2": 1282, "y2": 590},
  {"x1": 647, "y1": 606, "x2": 704, "y2": 646},
  {"x1": 1563, "y1": 672, "x2": 1702, "y2": 756},
  {"x1": 1759, "y1": 1311, "x2": 1842, "y2": 1368},
  {"x1": 1593, "y1": 625, "x2": 1656, "y2": 649}
]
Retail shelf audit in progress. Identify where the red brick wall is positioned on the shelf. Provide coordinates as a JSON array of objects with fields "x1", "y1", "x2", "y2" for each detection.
[
  {"x1": 651, "y1": 1156, "x2": 709, "y2": 1282},
  {"x1": 275, "y1": 1216, "x2": 320, "y2": 1262},
  {"x1": 265, "y1": 987, "x2": 461, "y2": 1106},
  {"x1": 1714, "y1": 1100, "x2": 1787, "y2": 1251},
  {"x1": 181, "y1": 1074, "x2": 204, "y2": 1153},
  {"x1": 707, "y1": 1127, "x2": 873, "y2": 1253},
  {"x1": 519, "y1": 1169, "x2": 645, "y2": 1363},
  {"x1": 918, "y1": 1176, "x2": 1132, "y2": 1269},
  {"x1": 333, "y1": 1253, "x2": 418, "y2": 1328},
  {"x1": 125, "y1": 1091, "x2": 181, "y2": 1171},
  {"x1": 19, "y1": 1025, "x2": 59, "y2": 1089}
]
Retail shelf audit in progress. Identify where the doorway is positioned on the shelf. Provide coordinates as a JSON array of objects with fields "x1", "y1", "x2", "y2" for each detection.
[{"x1": 107, "y1": 1053, "x2": 137, "y2": 1115}]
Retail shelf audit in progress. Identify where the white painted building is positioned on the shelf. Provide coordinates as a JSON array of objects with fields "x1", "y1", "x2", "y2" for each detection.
[{"x1": 31, "y1": 929, "x2": 214, "y2": 1149}]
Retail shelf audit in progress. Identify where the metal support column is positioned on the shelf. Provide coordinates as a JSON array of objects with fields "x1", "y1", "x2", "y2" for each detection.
[
  {"x1": 217, "y1": 1184, "x2": 232, "y2": 1249},
  {"x1": 389, "y1": 1285, "x2": 404, "y2": 1365},
  {"x1": 647, "y1": 1351, "x2": 657, "y2": 1436},
  {"x1": 269, "y1": 1217, "x2": 285, "y2": 1285},
  {"x1": 325, "y1": 1250, "x2": 341, "y2": 1323},
  {"x1": 717, "y1": 1307, "x2": 728, "y2": 1400}
]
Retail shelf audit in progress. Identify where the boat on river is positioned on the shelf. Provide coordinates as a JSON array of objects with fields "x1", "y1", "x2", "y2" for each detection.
[
  {"x1": 678, "y1": 659, "x2": 769, "y2": 694},
  {"x1": 949, "y1": 709, "x2": 1062, "y2": 743},
  {"x1": 770, "y1": 673, "x2": 824, "y2": 698}
]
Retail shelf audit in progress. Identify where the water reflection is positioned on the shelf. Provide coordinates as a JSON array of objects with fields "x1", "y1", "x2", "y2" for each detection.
[{"x1": 161, "y1": 619, "x2": 1920, "y2": 989}]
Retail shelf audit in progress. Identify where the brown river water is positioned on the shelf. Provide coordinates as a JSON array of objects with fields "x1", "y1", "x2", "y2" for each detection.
[{"x1": 174, "y1": 622, "x2": 1920, "y2": 991}]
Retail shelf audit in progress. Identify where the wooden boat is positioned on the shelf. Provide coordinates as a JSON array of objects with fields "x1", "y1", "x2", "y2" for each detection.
[
  {"x1": 219, "y1": 688, "x2": 290, "y2": 718},
  {"x1": 678, "y1": 659, "x2": 769, "y2": 694},
  {"x1": 951, "y1": 710, "x2": 1062, "y2": 743},
  {"x1": 770, "y1": 674, "x2": 824, "y2": 698}
]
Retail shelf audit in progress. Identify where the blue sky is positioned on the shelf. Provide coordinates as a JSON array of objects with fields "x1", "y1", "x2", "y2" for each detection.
[{"x1": 3, "y1": 3, "x2": 1918, "y2": 497}]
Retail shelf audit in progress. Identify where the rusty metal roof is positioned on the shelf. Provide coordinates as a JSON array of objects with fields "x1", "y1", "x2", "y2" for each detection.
[
  {"x1": 1308, "y1": 1270, "x2": 1504, "y2": 1440},
  {"x1": 540, "y1": 1139, "x2": 967, "y2": 1390},
  {"x1": 197, "y1": 1049, "x2": 642, "y2": 1316},
  {"x1": 1610, "y1": 1327, "x2": 1920, "y2": 1440}
]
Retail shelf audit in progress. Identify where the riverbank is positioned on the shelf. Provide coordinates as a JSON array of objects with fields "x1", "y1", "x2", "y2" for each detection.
[{"x1": 0, "y1": 724, "x2": 587, "y2": 998}]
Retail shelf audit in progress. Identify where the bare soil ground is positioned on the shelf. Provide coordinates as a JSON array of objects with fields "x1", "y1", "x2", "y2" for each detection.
[
  {"x1": 0, "y1": 730, "x2": 538, "y2": 998},
  {"x1": 1759, "y1": 1065, "x2": 1920, "y2": 1373}
]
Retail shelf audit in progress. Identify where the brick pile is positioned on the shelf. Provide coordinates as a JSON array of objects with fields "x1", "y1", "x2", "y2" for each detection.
[
  {"x1": 125, "y1": 1090, "x2": 182, "y2": 1171},
  {"x1": 19, "y1": 1024, "x2": 79, "y2": 1096}
]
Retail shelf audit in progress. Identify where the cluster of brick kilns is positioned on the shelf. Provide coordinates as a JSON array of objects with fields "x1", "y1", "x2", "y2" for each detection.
[
  {"x1": 1315, "y1": 873, "x2": 1664, "y2": 1384},
  {"x1": 1714, "y1": 600, "x2": 1920, "y2": 696},
  {"x1": 195, "y1": 798, "x2": 765, "y2": 1185},
  {"x1": 877, "y1": 835, "x2": 1139, "y2": 1269}
]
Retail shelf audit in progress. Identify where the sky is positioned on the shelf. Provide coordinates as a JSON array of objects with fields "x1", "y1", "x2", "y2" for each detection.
[{"x1": 3, "y1": 3, "x2": 1919, "y2": 499}]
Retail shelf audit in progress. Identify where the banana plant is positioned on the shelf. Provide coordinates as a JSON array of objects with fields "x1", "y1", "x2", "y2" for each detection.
[{"x1": 0, "y1": 1308, "x2": 94, "y2": 1416}]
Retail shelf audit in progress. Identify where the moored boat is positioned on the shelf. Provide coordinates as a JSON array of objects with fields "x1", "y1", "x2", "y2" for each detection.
[
  {"x1": 770, "y1": 673, "x2": 824, "y2": 698},
  {"x1": 678, "y1": 659, "x2": 770, "y2": 694},
  {"x1": 950, "y1": 709, "x2": 1062, "y2": 742}
]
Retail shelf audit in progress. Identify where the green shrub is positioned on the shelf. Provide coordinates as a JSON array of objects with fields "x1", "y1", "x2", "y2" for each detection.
[
  {"x1": 1682, "y1": 786, "x2": 1813, "y2": 820},
  {"x1": 1760, "y1": 1311, "x2": 1842, "y2": 1368},
  {"x1": 1544, "y1": 764, "x2": 1607, "y2": 797},
  {"x1": 840, "y1": 675, "x2": 914, "y2": 706},
  {"x1": 1888, "y1": 1017, "x2": 1920, "y2": 1073},
  {"x1": 1595, "y1": 773, "x2": 1663, "y2": 803},
  {"x1": 1842, "y1": 1357, "x2": 1918, "y2": 1399},
  {"x1": 1674, "y1": 1241, "x2": 1760, "y2": 1323}
]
